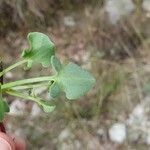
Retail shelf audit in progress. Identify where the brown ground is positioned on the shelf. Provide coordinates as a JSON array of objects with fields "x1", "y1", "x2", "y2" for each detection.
[{"x1": 0, "y1": 1, "x2": 150, "y2": 149}]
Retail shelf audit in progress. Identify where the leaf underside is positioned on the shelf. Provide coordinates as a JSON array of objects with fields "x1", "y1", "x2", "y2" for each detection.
[
  {"x1": 49, "y1": 82, "x2": 61, "y2": 98},
  {"x1": 50, "y1": 56, "x2": 95, "y2": 100},
  {"x1": 51, "y1": 55, "x2": 62, "y2": 72},
  {"x1": 57, "y1": 62, "x2": 95, "y2": 99},
  {"x1": 22, "y1": 32, "x2": 55, "y2": 67}
]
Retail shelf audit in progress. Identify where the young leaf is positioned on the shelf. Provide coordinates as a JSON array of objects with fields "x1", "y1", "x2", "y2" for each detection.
[
  {"x1": 22, "y1": 32, "x2": 55, "y2": 67},
  {"x1": 0, "y1": 98, "x2": 10, "y2": 121},
  {"x1": 39, "y1": 100, "x2": 55, "y2": 113},
  {"x1": 51, "y1": 56, "x2": 62, "y2": 72},
  {"x1": 49, "y1": 82, "x2": 62, "y2": 98},
  {"x1": 56, "y1": 62, "x2": 95, "y2": 99}
]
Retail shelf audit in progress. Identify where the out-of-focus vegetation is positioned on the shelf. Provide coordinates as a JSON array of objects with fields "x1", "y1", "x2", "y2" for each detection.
[
  {"x1": 0, "y1": 0, "x2": 103, "y2": 35},
  {"x1": 1, "y1": 0, "x2": 150, "y2": 149}
]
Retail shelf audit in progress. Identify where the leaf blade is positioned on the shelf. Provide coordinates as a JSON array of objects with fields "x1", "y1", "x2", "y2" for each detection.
[
  {"x1": 39, "y1": 100, "x2": 55, "y2": 113},
  {"x1": 22, "y1": 32, "x2": 55, "y2": 67},
  {"x1": 56, "y1": 62, "x2": 95, "y2": 99},
  {"x1": 51, "y1": 56, "x2": 62, "y2": 72},
  {"x1": 0, "y1": 98, "x2": 10, "y2": 121},
  {"x1": 49, "y1": 82, "x2": 62, "y2": 98}
]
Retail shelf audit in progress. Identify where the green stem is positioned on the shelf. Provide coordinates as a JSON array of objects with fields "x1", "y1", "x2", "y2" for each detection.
[
  {"x1": 10, "y1": 82, "x2": 49, "y2": 90},
  {"x1": 2, "y1": 76, "x2": 55, "y2": 90},
  {"x1": 0, "y1": 84, "x2": 2, "y2": 99},
  {"x1": 6, "y1": 90, "x2": 43, "y2": 104},
  {"x1": 0, "y1": 60, "x2": 27, "y2": 77}
]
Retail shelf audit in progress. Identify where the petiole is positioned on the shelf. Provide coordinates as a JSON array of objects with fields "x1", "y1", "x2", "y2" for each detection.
[
  {"x1": 0, "y1": 60, "x2": 27, "y2": 77},
  {"x1": 2, "y1": 76, "x2": 55, "y2": 90}
]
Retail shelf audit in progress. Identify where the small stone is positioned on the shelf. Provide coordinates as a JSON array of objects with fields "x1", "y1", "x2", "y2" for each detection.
[
  {"x1": 33, "y1": 87, "x2": 47, "y2": 95},
  {"x1": 59, "y1": 142, "x2": 73, "y2": 150},
  {"x1": 30, "y1": 103, "x2": 42, "y2": 118},
  {"x1": 74, "y1": 140, "x2": 81, "y2": 149},
  {"x1": 5, "y1": 72, "x2": 13, "y2": 79},
  {"x1": 105, "y1": 0, "x2": 135, "y2": 24},
  {"x1": 58, "y1": 128, "x2": 73, "y2": 142},
  {"x1": 143, "y1": 0, "x2": 150, "y2": 12},
  {"x1": 127, "y1": 104, "x2": 144, "y2": 125},
  {"x1": 97, "y1": 128, "x2": 105, "y2": 136},
  {"x1": 64, "y1": 16, "x2": 75, "y2": 27},
  {"x1": 109, "y1": 123, "x2": 126, "y2": 144},
  {"x1": 9, "y1": 99, "x2": 26, "y2": 116},
  {"x1": 146, "y1": 132, "x2": 150, "y2": 145},
  {"x1": 127, "y1": 128, "x2": 142, "y2": 142},
  {"x1": 97, "y1": 128, "x2": 107, "y2": 141},
  {"x1": 126, "y1": 97, "x2": 150, "y2": 144},
  {"x1": 14, "y1": 128, "x2": 26, "y2": 139},
  {"x1": 87, "y1": 137, "x2": 100, "y2": 150}
]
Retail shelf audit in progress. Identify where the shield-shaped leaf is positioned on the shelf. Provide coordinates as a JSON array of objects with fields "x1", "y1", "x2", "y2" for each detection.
[{"x1": 22, "y1": 32, "x2": 55, "y2": 67}]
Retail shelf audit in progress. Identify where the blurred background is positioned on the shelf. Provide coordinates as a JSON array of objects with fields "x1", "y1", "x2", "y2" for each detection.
[{"x1": 0, "y1": 0, "x2": 150, "y2": 149}]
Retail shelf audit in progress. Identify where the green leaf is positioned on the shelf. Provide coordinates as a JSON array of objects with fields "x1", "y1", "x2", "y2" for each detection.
[
  {"x1": 144, "y1": 83, "x2": 150, "y2": 95},
  {"x1": 0, "y1": 98, "x2": 10, "y2": 121},
  {"x1": 51, "y1": 56, "x2": 62, "y2": 72},
  {"x1": 56, "y1": 62, "x2": 95, "y2": 100},
  {"x1": 22, "y1": 32, "x2": 55, "y2": 67},
  {"x1": 49, "y1": 82, "x2": 62, "y2": 98},
  {"x1": 39, "y1": 100, "x2": 55, "y2": 113}
]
